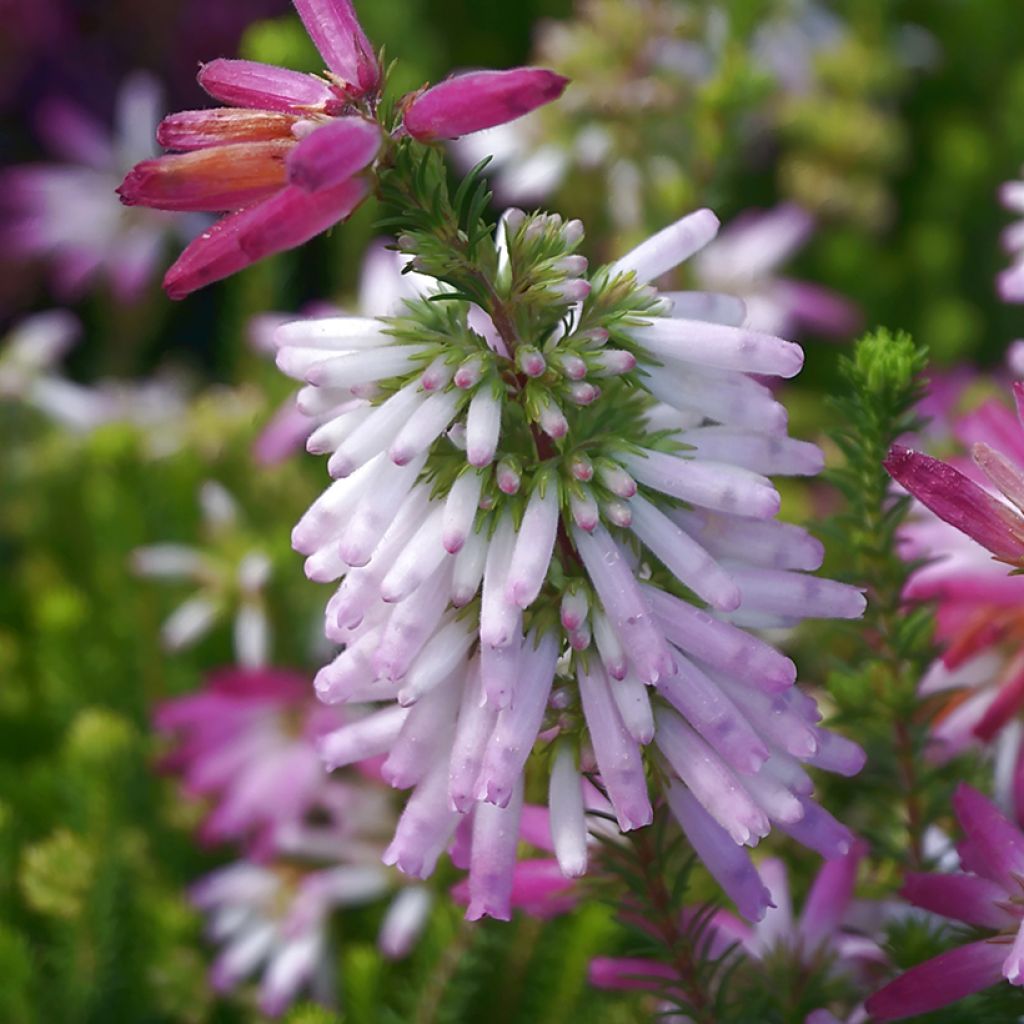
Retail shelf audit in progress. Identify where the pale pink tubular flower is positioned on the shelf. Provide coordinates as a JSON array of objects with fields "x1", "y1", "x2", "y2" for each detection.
[
  {"x1": 117, "y1": 1, "x2": 568, "y2": 298},
  {"x1": 866, "y1": 785, "x2": 1024, "y2": 1020},
  {"x1": 891, "y1": 385, "x2": 1024, "y2": 823},
  {"x1": 2, "y1": 72, "x2": 183, "y2": 301},
  {"x1": 692, "y1": 204, "x2": 860, "y2": 339},
  {"x1": 280, "y1": 206, "x2": 866, "y2": 922},
  {"x1": 998, "y1": 173, "x2": 1024, "y2": 302}
]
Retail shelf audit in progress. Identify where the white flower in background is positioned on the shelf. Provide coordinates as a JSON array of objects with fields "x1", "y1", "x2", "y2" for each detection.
[{"x1": 133, "y1": 481, "x2": 271, "y2": 665}]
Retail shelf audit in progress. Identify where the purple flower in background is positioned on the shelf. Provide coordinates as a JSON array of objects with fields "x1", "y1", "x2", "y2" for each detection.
[
  {"x1": 275, "y1": 205, "x2": 866, "y2": 921},
  {"x1": 692, "y1": 204, "x2": 859, "y2": 338},
  {"x1": 117, "y1": 0, "x2": 567, "y2": 298},
  {"x1": 999, "y1": 173, "x2": 1024, "y2": 302},
  {"x1": 2, "y1": 72, "x2": 184, "y2": 302},
  {"x1": 866, "y1": 785, "x2": 1024, "y2": 1020},
  {"x1": 592, "y1": 842, "x2": 881, "y2": 1013},
  {"x1": 156, "y1": 667, "x2": 344, "y2": 852},
  {"x1": 132, "y1": 481, "x2": 272, "y2": 664}
]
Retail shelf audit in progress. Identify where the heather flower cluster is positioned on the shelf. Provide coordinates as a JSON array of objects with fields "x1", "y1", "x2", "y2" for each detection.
[{"x1": 275, "y1": 201, "x2": 866, "y2": 921}]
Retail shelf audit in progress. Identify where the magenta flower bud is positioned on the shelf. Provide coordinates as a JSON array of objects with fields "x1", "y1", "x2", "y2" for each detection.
[
  {"x1": 163, "y1": 177, "x2": 370, "y2": 299},
  {"x1": 568, "y1": 382, "x2": 601, "y2": 406},
  {"x1": 286, "y1": 116, "x2": 381, "y2": 192},
  {"x1": 197, "y1": 59, "x2": 341, "y2": 114},
  {"x1": 292, "y1": 0, "x2": 381, "y2": 96},
  {"x1": 496, "y1": 457, "x2": 521, "y2": 495},
  {"x1": 569, "y1": 453, "x2": 594, "y2": 481},
  {"x1": 403, "y1": 68, "x2": 569, "y2": 142},
  {"x1": 885, "y1": 444, "x2": 1024, "y2": 563},
  {"x1": 516, "y1": 346, "x2": 547, "y2": 378}
]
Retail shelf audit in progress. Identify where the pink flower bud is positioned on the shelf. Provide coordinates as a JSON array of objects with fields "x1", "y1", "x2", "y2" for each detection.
[
  {"x1": 516, "y1": 346, "x2": 546, "y2": 377},
  {"x1": 569, "y1": 453, "x2": 593, "y2": 482},
  {"x1": 496, "y1": 458, "x2": 521, "y2": 494},
  {"x1": 403, "y1": 68, "x2": 569, "y2": 142}
]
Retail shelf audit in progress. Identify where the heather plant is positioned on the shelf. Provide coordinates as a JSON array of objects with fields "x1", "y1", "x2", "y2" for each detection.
[{"x1": 4, "y1": 2, "x2": 1024, "y2": 1023}]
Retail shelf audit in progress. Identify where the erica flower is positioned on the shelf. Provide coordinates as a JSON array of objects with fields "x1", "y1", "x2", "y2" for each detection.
[
  {"x1": 888, "y1": 386, "x2": 1024, "y2": 821},
  {"x1": 156, "y1": 667, "x2": 344, "y2": 852},
  {"x1": 691, "y1": 204, "x2": 859, "y2": 339},
  {"x1": 277, "y1": 205, "x2": 865, "y2": 921},
  {"x1": 192, "y1": 858, "x2": 392, "y2": 1016},
  {"x1": 999, "y1": 171, "x2": 1024, "y2": 302},
  {"x1": 249, "y1": 242, "x2": 434, "y2": 465},
  {"x1": 117, "y1": 0, "x2": 567, "y2": 298},
  {"x1": 591, "y1": 842, "x2": 881, "y2": 1013},
  {"x1": 2, "y1": 72, "x2": 183, "y2": 301},
  {"x1": 866, "y1": 785, "x2": 1024, "y2": 1020},
  {"x1": 132, "y1": 481, "x2": 272, "y2": 664}
]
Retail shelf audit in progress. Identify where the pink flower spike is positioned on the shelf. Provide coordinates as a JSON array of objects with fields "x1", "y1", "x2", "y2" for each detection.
[
  {"x1": 884, "y1": 444, "x2": 1024, "y2": 563},
  {"x1": 292, "y1": 0, "x2": 380, "y2": 96},
  {"x1": 287, "y1": 117, "x2": 381, "y2": 193},
  {"x1": 403, "y1": 68, "x2": 569, "y2": 142},
  {"x1": 198, "y1": 59, "x2": 341, "y2": 114},
  {"x1": 163, "y1": 176, "x2": 369, "y2": 298}
]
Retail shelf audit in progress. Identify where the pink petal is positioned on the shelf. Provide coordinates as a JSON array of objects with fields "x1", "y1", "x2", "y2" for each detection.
[
  {"x1": 198, "y1": 59, "x2": 340, "y2": 114},
  {"x1": 403, "y1": 68, "x2": 569, "y2": 142},
  {"x1": 865, "y1": 940, "x2": 1006, "y2": 1021},
  {"x1": 952, "y1": 783, "x2": 1024, "y2": 888},
  {"x1": 157, "y1": 109, "x2": 300, "y2": 150},
  {"x1": 885, "y1": 444, "x2": 1024, "y2": 562},
  {"x1": 798, "y1": 841, "x2": 866, "y2": 949},
  {"x1": 287, "y1": 117, "x2": 381, "y2": 192},
  {"x1": 292, "y1": 0, "x2": 380, "y2": 94},
  {"x1": 163, "y1": 176, "x2": 369, "y2": 298},
  {"x1": 902, "y1": 871, "x2": 1015, "y2": 930},
  {"x1": 118, "y1": 142, "x2": 291, "y2": 212}
]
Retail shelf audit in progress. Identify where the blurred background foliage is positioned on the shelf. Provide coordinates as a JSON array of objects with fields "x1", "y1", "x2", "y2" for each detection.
[{"x1": 2, "y1": 0, "x2": 1024, "y2": 1021}]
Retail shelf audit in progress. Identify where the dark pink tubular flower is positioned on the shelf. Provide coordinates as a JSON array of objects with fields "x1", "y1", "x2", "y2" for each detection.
[
  {"x1": 401, "y1": 68, "x2": 569, "y2": 142},
  {"x1": 116, "y1": 0, "x2": 569, "y2": 299},
  {"x1": 885, "y1": 390, "x2": 1024, "y2": 568},
  {"x1": 866, "y1": 784, "x2": 1024, "y2": 1020},
  {"x1": 155, "y1": 666, "x2": 344, "y2": 854}
]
